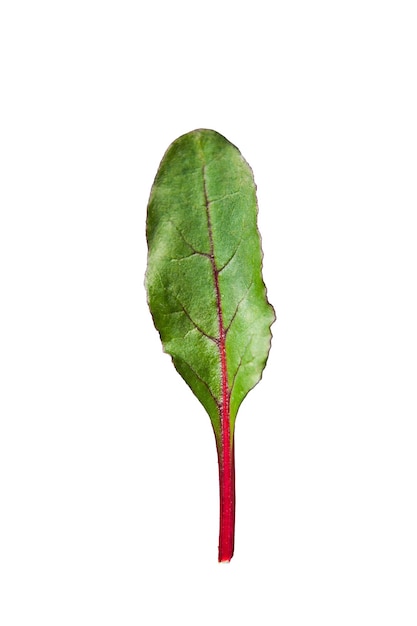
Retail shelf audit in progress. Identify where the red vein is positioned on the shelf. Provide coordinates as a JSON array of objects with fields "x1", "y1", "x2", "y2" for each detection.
[
  {"x1": 177, "y1": 358, "x2": 221, "y2": 410},
  {"x1": 202, "y1": 163, "x2": 235, "y2": 563},
  {"x1": 155, "y1": 270, "x2": 218, "y2": 344},
  {"x1": 217, "y1": 239, "x2": 241, "y2": 273},
  {"x1": 167, "y1": 218, "x2": 211, "y2": 258},
  {"x1": 228, "y1": 334, "x2": 254, "y2": 401},
  {"x1": 225, "y1": 280, "x2": 254, "y2": 336},
  {"x1": 176, "y1": 299, "x2": 219, "y2": 344}
]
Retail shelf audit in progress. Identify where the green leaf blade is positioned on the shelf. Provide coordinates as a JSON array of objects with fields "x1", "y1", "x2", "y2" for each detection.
[{"x1": 146, "y1": 128, "x2": 275, "y2": 431}]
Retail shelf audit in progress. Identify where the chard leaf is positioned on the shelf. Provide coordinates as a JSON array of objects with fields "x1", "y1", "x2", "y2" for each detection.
[{"x1": 146, "y1": 129, "x2": 275, "y2": 561}]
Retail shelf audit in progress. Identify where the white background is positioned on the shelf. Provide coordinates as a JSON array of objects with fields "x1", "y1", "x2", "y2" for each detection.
[{"x1": 1, "y1": 1, "x2": 416, "y2": 624}]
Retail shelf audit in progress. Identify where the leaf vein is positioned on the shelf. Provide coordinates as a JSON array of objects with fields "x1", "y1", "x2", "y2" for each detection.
[
  {"x1": 167, "y1": 218, "x2": 211, "y2": 258},
  {"x1": 176, "y1": 358, "x2": 220, "y2": 409},
  {"x1": 228, "y1": 335, "x2": 254, "y2": 400},
  {"x1": 175, "y1": 295, "x2": 219, "y2": 344},
  {"x1": 225, "y1": 280, "x2": 254, "y2": 335},
  {"x1": 209, "y1": 190, "x2": 241, "y2": 204},
  {"x1": 218, "y1": 237, "x2": 243, "y2": 274}
]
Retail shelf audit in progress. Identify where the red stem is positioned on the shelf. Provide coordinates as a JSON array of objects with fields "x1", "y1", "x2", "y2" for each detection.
[{"x1": 218, "y1": 432, "x2": 235, "y2": 562}]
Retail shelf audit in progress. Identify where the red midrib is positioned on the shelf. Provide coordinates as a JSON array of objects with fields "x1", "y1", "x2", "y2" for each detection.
[
  {"x1": 203, "y1": 164, "x2": 235, "y2": 563},
  {"x1": 214, "y1": 269, "x2": 235, "y2": 562}
]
